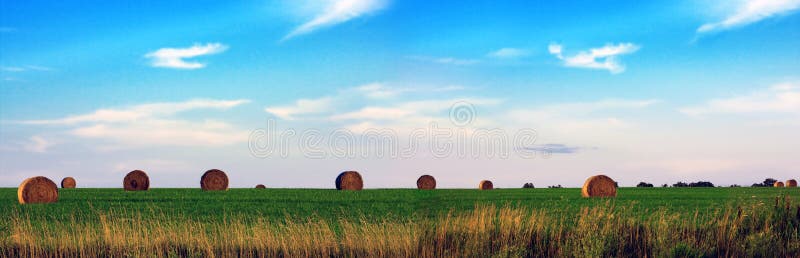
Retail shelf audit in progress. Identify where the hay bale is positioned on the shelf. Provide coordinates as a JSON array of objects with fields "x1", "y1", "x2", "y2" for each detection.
[
  {"x1": 478, "y1": 180, "x2": 493, "y2": 190},
  {"x1": 255, "y1": 184, "x2": 266, "y2": 189},
  {"x1": 786, "y1": 179, "x2": 798, "y2": 187},
  {"x1": 582, "y1": 175, "x2": 617, "y2": 198},
  {"x1": 335, "y1": 171, "x2": 363, "y2": 191},
  {"x1": 417, "y1": 175, "x2": 436, "y2": 190},
  {"x1": 123, "y1": 170, "x2": 150, "y2": 191},
  {"x1": 61, "y1": 177, "x2": 76, "y2": 189},
  {"x1": 774, "y1": 181, "x2": 785, "y2": 187},
  {"x1": 18, "y1": 176, "x2": 59, "y2": 204},
  {"x1": 201, "y1": 169, "x2": 229, "y2": 191}
]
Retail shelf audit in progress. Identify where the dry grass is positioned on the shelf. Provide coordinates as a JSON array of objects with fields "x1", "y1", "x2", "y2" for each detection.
[{"x1": 3, "y1": 197, "x2": 799, "y2": 257}]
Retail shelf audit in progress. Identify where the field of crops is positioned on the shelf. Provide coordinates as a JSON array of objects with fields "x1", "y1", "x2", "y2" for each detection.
[{"x1": 2, "y1": 187, "x2": 800, "y2": 256}]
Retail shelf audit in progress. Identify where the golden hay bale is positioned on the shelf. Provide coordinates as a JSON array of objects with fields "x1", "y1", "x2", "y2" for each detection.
[
  {"x1": 582, "y1": 175, "x2": 617, "y2": 198},
  {"x1": 61, "y1": 177, "x2": 76, "y2": 189},
  {"x1": 417, "y1": 175, "x2": 436, "y2": 190},
  {"x1": 201, "y1": 169, "x2": 229, "y2": 191},
  {"x1": 18, "y1": 176, "x2": 59, "y2": 204},
  {"x1": 255, "y1": 184, "x2": 266, "y2": 189},
  {"x1": 123, "y1": 170, "x2": 150, "y2": 191},
  {"x1": 335, "y1": 171, "x2": 363, "y2": 191},
  {"x1": 478, "y1": 180, "x2": 493, "y2": 190},
  {"x1": 786, "y1": 179, "x2": 797, "y2": 187},
  {"x1": 774, "y1": 181, "x2": 785, "y2": 187}
]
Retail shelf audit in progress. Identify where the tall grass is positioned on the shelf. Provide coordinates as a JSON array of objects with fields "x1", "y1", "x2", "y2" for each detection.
[{"x1": 2, "y1": 196, "x2": 799, "y2": 257}]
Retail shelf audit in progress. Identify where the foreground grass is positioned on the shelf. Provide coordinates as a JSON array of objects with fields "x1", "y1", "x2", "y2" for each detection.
[{"x1": 1, "y1": 188, "x2": 799, "y2": 256}]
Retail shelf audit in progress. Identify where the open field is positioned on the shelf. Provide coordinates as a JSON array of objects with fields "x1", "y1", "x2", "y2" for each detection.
[{"x1": 2, "y1": 187, "x2": 800, "y2": 256}]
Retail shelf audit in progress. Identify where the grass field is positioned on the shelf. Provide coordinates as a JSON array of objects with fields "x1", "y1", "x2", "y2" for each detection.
[{"x1": 2, "y1": 187, "x2": 800, "y2": 257}]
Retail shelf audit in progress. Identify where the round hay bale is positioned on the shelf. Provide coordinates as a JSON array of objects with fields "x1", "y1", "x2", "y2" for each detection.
[
  {"x1": 582, "y1": 175, "x2": 617, "y2": 198},
  {"x1": 201, "y1": 169, "x2": 229, "y2": 191},
  {"x1": 786, "y1": 179, "x2": 797, "y2": 187},
  {"x1": 774, "y1": 181, "x2": 785, "y2": 187},
  {"x1": 417, "y1": 175, "x2": 436, "y2": 190},
  {"x1": 335, "y1": 171, "x2": 363, "y2": 191},
  {"x1": 18, "y1": 176, "x2": 59, "y2": 204},
  {"x1": 478, "y1": 180, "x2": 493, "y2": 190},
  {"x1": 123, "y1": 170, "x2": 150, "y2": 191},
  {"x1": 61, "y1": 177, "x2": 76, "y2": 189},
  {"x1": 255, "y1": 184, "x2": 266, "y2": 189}
]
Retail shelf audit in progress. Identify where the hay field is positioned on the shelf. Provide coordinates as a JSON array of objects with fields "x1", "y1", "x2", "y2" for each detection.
[{"x1": 2, "y1": 187, "x2": 799, "y2": 256}]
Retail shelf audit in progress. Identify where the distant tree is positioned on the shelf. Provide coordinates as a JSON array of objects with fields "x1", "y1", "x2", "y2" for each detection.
[
  {"x1": 548, "y1": 184, "x2": 563, "y2": 189},
  {"x1": 729, "y1": 184, "x2": 741, "y2": 187},
  {"x1": 752, "y1": 178, "x2": 777, "y2": 187},
  {"x1": 636, "y1": 182, "x2": 654, "y2": 187},
  {"x1": 661, "y1": 184, "x2": 669, "y2": 187},
  {"x1": 523, "y1": 183, "x2": 535, "y2": 188},
  {"x1": 614, "y1": 181, "x2": 619, "y2": 188},
  {"x1": 672, "y1": 182, "x2": 689, "y2": 187},
  {"x1": 688, "y1": 181, "x2": 714, "y2": 187}
]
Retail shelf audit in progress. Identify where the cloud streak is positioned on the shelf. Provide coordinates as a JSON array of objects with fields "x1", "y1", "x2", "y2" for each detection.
[
  {"x1": 407, "y1": 55, "x2": 480, "y2": 66},
  {"x1": 680, "y1": 82, "x2": 800, "y2": 116},
  {"x1": 548, "y1": 43, "x2": 640, "y2": 74},
  {"x1": 145, "y1": 43, "x2": 228, "y2": 69},
  {"x1": 698, "y1": 0, "x2": 800, "y2": 33},
  {"x1": 487, "y1": 48, "x2": 530, "y2": 59},
  {"x1": 283, "y1": 0, "x2": 388, "y2": 41},
  {"x1": 524, "y1": 144, "x2": 585, "y2": 154},
  {"x1": 22, "y1": 99, "x2": 250, "y2": 148}
]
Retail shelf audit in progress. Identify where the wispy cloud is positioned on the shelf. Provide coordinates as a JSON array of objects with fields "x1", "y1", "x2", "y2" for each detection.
[
  {"x1": 506, "y1": 99, "x2": 659, "y2": 133},
  {"x1": 407, "y1": 55, "x2": 480, "y2": 66},
  {"x1": 1, "y1": 65, "x2": 53, "y2": 72},
  {"x1": 265, "y1": 97, "x2": 335, "y2": 120},
  {"x1": 23, "y1": 136, "x2": 53, "y2": 153},
  {"x1": 356, "y1": 83, "x2": 464, "y2": 99},
  {"x1": 548, "y1": 42, "x2": 640, "y2": 74},
  {"x1": 145, "y1": 43, "x2": 228, "y2": 69},
  {"x1": 23, "y1": 99, "x2": 249, "y2": 125},
  {"x1": 283, "y1": 0, "x2": 388, "y2": 41},
  {"x1": 524, "y1": 144, "x2": 586, "y2": 154},
  {"x1": 697, "y1": 0, "x2": 800, "y2": 34},
  {"x1": 264, "y1": 82, "x2": 470, "y2": 120},
  {"x1": 487, "y1": 48, "x2": 530, "y2": 59},
  {"x1": 21, "y1": 99, "x2": 250, "y2": 148},
  {"x1": 680, "y1": 82, "x2": 800, "y2": 116}
]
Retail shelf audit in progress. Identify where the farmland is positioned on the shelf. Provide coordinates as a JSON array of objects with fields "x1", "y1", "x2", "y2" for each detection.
[{"x1": 2, "y1": 187, "x2": 800, "y2": 256}]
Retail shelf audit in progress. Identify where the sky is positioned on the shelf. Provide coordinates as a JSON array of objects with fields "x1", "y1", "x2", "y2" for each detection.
[{"x1": 1, "y1": 0, "x2": 799, "y2": 188}]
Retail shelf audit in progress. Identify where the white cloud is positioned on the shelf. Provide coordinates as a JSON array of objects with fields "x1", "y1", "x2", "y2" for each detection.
[
  {"x1": 23, "y1": 136, "x2": 53, "y2": 153},
  {"x1": 680, "y1": 82, "x2": 800, "y2": 116},
  {"x1": 355, "y1": 83, "x2": 465, "y2": 99},
  {"x1": 1, "y1": 65, "x2": 53, "y2": 72},
  {"x1": 407, "y1": 55, "x2": 480, "y2": 65},
  {"x1": 145, "y1": 43, "x2": 228, "y2": 69},
  {"x1": 264, "y1": 83, "x2": 470, "y2": 120},
  {"x1": 506, "y1": 99, "x2": 659, "y2": 134},
  {"x1": 698, "y1": 0, "x2": 800, "y2": 33},
  {"x1": 265, "y1": 97, "x2": 334, "y2": 120},
  {"x1": 508, "y1": 99, "x2": 659, "y2": 121},
  {"x1": 487, "y1": 48, "x2": 530, "y2": 59},
  {"x1": 283, "y1": 0, "x2": 388, "y2": 40},
  {"x1": 548, "y1": 42, "x2": 640, "y2": 74},
  {"x1": 24, "y1": 99, "x2": 249, "y2": 125},
  {"x1": 70, "y1": 119, "x2": 247, "y2": 148},
  {"x1": 22, "y1": 99, "x2": 250, "y2": 148}
]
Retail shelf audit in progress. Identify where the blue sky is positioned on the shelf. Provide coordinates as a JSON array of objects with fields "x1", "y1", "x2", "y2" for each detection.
[{"x1": 1, "y1": 0, "x2": 799, "y2": 188}]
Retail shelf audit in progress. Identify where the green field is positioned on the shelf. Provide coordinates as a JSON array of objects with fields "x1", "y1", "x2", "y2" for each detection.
[
  {"x1": 2, "y1": 187, "x2": 800, "y2": 257},
  {"x1": 3, "y1": 187, "x2": 799, "y2": 222}
]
